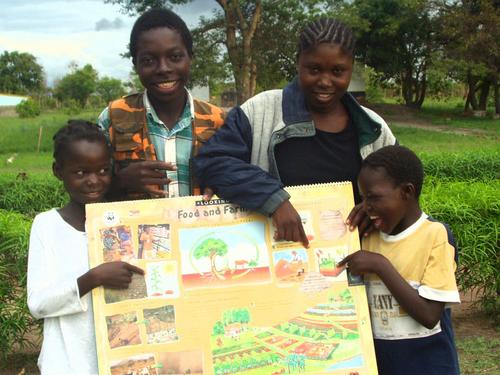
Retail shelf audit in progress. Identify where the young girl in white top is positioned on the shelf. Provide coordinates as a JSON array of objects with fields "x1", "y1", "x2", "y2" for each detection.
[{"x1": 27, "y1": 120, "x2": 144, "y2": 375}]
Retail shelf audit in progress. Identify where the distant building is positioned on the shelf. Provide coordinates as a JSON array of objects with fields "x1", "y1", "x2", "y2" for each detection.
[{"x1": 348, "y1": 69, "x2": 366, "y2": 103}]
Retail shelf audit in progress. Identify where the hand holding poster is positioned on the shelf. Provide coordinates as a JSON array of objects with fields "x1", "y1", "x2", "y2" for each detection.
[{"x1": 86, "y1": 182, "x2": 378, "y2": 374}]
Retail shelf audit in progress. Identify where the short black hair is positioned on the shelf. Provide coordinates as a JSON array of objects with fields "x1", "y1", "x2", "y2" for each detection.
[
  {"x1": 298, "y1": 18, "x2": 355, "y2": 57},
  {"x1": 129, "y1": 7, "x2": 193, "y2": 65},
  {"x1": 361, "y1": 145, "x2": 424, "y2": 198},
  {"x1": 53, "y1": 120, "x2": 110, "y2": 165}
]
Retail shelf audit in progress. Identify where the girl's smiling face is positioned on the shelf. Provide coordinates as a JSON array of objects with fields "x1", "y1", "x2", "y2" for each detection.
[
  {"x1": 358, "y1": 166, "x2": 414, "y2": 236},
  {"x1": 297, "y1": 42, "x2": 353, "y2": 113},
  {"x1": 53, "y1": 139, "x2": 112, "y2": 206},
  {"x1": 134, "y1": 27, "x2": 191, "y2": 106}
]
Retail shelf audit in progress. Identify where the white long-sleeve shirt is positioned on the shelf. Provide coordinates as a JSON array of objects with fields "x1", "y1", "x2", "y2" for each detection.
[{"x1": 27, "y1": 209, "x2": 97, "y2": 375}]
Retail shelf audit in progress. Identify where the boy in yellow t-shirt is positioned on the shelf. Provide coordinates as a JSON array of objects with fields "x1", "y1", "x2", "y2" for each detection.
[{"x1": 339, "y1": 145, "x2": 460, "y2": 375}]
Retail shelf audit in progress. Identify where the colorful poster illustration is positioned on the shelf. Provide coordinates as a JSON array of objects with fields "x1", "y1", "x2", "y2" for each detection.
[{"x1": 87, "y1": 182, "x2": 378, "y2": 374}]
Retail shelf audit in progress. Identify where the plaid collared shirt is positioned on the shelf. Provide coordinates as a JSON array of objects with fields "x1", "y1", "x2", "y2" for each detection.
[{"x1": 98, "y1": 89, "x2": 194, "y2": 197}]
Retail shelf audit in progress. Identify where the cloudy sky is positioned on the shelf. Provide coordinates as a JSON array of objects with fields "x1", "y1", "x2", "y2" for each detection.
[{"x1": 0, "y1": 0, "x2": 217, "y2": 86}]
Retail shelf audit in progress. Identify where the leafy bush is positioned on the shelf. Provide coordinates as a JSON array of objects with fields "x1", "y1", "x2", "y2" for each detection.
[
  {"x1": 62, "y1": 98, "x2": 82, "y2": 115},
  {"x1": 0, "y1": 173, "x2": 67, "y2": 217},
  {"x1": 15, "y1": 99, "x2": 41, "y2": 118},
  {"x1": 422, "y1": 178, "x2": 500, "y2": 319},
  {"x1": 0, "y1": 209, "x2": 39, "y2": 360}
]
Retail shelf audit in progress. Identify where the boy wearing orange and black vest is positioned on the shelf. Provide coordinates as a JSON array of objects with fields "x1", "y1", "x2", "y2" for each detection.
[{"x1": 98, "y1": 8, "x2": 225, "y2": 200}]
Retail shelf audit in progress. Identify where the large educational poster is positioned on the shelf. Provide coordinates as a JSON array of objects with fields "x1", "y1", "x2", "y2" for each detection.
[{"x1": 87, "y1": 182, "x2": 378, "y2": 375}]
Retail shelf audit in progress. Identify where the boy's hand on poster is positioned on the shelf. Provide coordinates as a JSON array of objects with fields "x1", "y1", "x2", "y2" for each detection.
[
  {"x1": 116, "y1": 161, "x2": 175, "y2": 196},
  {"x1": 272, "y1": 200, "x2": 309, "y2": 248},
  {"x1": 91, "y1": 261, "x2": 144, "y2": 289},
  {"x1": 337, "y1": 250, "x2": 387, "y2": 276},
  {"x1": 346, "y1": 202, "x2": 374, "y2": 237}
]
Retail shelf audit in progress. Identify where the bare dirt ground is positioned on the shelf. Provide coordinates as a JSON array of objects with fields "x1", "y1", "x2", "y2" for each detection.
[
  {"x1": 452, "y1": 292, "x2": 499, "y2": 340},
  {"x1": 367, "y1": 102, "x2": 495, "y2": 136}
]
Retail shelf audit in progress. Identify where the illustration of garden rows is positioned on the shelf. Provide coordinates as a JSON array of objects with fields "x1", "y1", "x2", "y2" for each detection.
[{"x1": 210, "y1": 288, "x2": 363, "y2": 374}]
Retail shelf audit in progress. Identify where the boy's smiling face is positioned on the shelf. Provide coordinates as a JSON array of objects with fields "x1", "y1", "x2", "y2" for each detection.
[
  {"x1": 135, "y1": 26, "x2": 191, "y2": 106},
  {"x1": 358, "y1": 166, "x2": 416, "y2": 235}
]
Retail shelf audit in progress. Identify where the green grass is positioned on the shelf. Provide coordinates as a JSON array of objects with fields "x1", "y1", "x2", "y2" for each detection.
[
  {"x1": 418, "y1": 99, "x2": 499, "y2": 132},
  {"x1": 456, "y1": 337, "x2": 500, "y2": 374},
  {"x1": 392, "y1": 125, "x2": 500, "y2": 153},
  {"x1": 0, "y1": 110, "x2": 100, "y2": 153},
  {"x1": 0, "y1": 152, "x2": 53, "y2": 174}
]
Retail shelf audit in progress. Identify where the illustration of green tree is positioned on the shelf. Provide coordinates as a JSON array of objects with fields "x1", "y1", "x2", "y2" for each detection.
[
  {"x1": 240, "y1": 308, "x2": 250, "y2": 327},
  {"x1": 213, "y1": 320, "x2": 225, "y2": 335},
  {"x1": 193, "y1": 238, "x2": 228, "y2": 280}
]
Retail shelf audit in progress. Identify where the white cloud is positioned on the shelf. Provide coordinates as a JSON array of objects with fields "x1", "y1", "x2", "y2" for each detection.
[{"x1": 0, "y1": 0, "x2": 218, "y2": 86}]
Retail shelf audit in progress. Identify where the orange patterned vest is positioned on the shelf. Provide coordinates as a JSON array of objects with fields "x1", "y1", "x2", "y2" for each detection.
[{"x1": 108, "y1": 93, "x2": 225, "y2": 198}]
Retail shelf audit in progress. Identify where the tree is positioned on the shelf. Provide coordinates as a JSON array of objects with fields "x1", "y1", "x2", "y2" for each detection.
[
  {"x1": 346, "y1": 0, "x2": 437, "y2": 108},
  {"x1": 193, "y1": 237, "x2": 228, "y2": 279},
  {"x1": 96, "y1": 76, "x2": 126, "y2": 103},
  {"x1": 213, "y1": 320, "x2": 225, "y2": 335},
  {"x1": 54, "y1": 64, "x2": 99, "y2": 107},
  {"x1": 0, "y1": 51, "x2": 45, "y2": 95},
  {"x1": 438, "y1": 0, "x2": 500, "y2": 115}
]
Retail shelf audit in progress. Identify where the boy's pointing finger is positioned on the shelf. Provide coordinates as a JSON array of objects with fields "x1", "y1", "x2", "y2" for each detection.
[
  {"x1": 337, "y1": 253, "x2": 353, "y2": 267},
  {"x1": 125, "y1": 263, "x2": 145, "y2": 275}
]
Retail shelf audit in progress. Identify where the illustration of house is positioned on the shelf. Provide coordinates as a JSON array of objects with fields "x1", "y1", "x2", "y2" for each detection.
[{"x1": 224, "y1": 322, "x2": 243, "y2": 338}]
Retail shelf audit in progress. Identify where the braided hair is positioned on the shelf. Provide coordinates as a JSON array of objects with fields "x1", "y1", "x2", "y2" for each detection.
[
  {"x1": 129, "y1": 7, "x2": 193, "y2": 65},
  {"x1": 53, "y1": 120, "x2": 110, "y2": 165},
  {"x1": 361, "y1": 145, "x2": 424, "y2": 198},
  {"x1": 298, "y1": 18, "x2": 355, "y2": 56}
]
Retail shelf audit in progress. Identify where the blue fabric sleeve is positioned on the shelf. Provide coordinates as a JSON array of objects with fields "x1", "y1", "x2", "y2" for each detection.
[{"x1": 194, "y1": 106, "x2": 286, "y2": 214}]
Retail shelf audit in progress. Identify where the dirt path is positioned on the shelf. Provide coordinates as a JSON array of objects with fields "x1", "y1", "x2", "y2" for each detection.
[{"x1": 368, "y1": 103, "x2": 495, "y2": 136}]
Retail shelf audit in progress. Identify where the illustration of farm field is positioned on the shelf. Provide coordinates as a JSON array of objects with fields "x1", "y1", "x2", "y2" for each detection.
[
  {"x1": 109, "y1": 353, "x2": 157, "y2": 375},
  {"x1": 179, "y1": 222, "x2": 271, "y2": 289},
  {"x1": 272, "y1": 249, "x2": 309, "y2": 285},
  {"x1": 106, "y1": 312, "x2": 141, "y2": 349},
  {"x1": 144, "y1": 305, "x2": 179, "y2": 344},
  {"x1": 210, "y1": 289, "x2": 364, "y2": 374}
]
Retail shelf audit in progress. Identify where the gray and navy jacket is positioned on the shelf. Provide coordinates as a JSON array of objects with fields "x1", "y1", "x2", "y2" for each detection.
[{"x1": 194, "y1": 78, "x2": 396, "y2": 216}]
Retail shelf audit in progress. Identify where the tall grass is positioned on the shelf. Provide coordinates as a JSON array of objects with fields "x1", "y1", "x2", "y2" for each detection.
[
  {"x1": 0, "y1": 110, "x2": 100, "y2": 153},
  {"x1": 0, "y1": 174, "x2": 67, "y2": 217},
  {"x1": 422, "y1": 178, "x2": 500, "y2": 319}
]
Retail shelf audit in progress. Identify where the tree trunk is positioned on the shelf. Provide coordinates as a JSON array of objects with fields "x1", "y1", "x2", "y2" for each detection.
[
  {"x1": 416, "y1": 75, "x2": 427, "y2": 108},
  {"x1": 217, "y1": 0, "x2": 261, "y2": 104},
  {"x1": 210, "y1": 252, "x2": 226, "y2": 280},
  {"x1": 249, "y1": 62, "x2": 257, "y2": 100},
  {"x1": 465, "y1": 70, "x2": 479, "y2": 112},
  {"x1": 402, "y1": 70, "x2": 413, "y2": 106},
  {"x1": 494, "y1": 78, "x2": 500, "y2": 116},
  {"x1": 478, "y1": 79, "x2": 491, "y2": 111}
]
